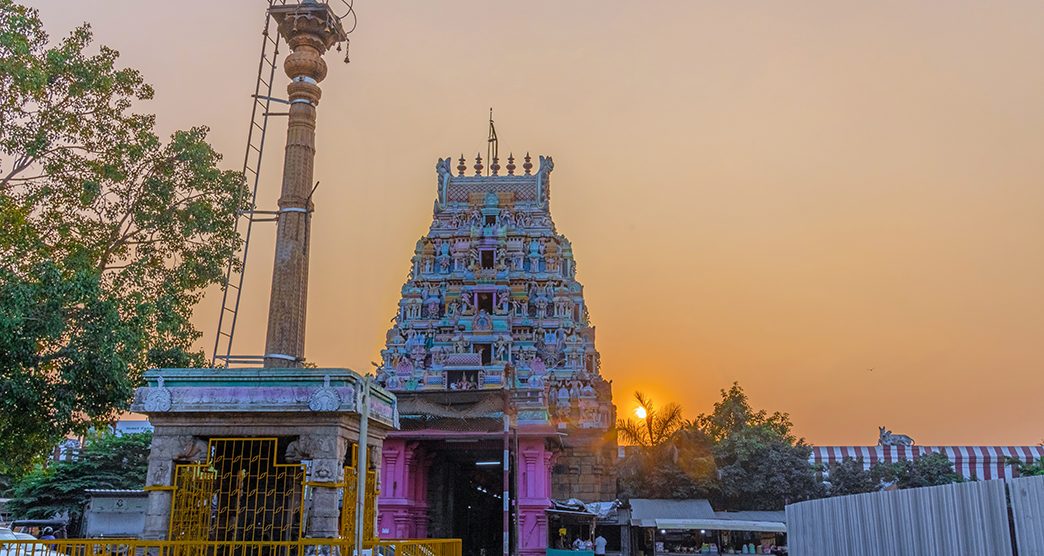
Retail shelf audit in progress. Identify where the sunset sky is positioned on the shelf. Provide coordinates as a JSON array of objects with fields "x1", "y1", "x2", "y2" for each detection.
[{"x1": 29, "y1": 1, "x2": 1044, "y2": 445}]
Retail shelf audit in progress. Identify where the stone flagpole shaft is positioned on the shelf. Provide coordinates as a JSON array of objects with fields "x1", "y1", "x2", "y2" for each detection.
[{"x1": 264, "y1": 4, "x2": 346, "y2": 368}]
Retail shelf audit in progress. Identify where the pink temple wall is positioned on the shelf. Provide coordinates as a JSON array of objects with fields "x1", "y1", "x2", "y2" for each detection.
[
  {"x1": 378, "y1": 435, "x2": 555, "y2": 554},
  {"x1": 517, "y1": 437, "x2": 554, "y2": 556},
  {"x1": 379, "y1": 439, "x2": 432, "y2": 539}
]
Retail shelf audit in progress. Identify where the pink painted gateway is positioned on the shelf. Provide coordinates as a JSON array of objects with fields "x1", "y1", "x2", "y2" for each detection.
[{"x1": 374, "y1": 153, "x2": 618, "y2": 556}]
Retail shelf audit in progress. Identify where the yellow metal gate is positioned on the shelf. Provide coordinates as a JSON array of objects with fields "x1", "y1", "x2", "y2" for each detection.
[
  {"x1": 169, "y1": 438, "x2": 306, "y2": 542},
  {"x1": 339, "y1": 443, "x2": 380, "y2": 546}
]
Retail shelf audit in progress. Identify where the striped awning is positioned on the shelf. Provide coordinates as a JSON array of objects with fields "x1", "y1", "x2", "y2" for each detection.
[{"x1": 810, "y1": 445, "x2": 1044, "y2": 481}]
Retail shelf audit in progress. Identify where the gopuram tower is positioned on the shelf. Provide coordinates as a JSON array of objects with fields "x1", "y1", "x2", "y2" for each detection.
[{"x1": 375, "y1": 153, "x2": 617, "y2": 556}]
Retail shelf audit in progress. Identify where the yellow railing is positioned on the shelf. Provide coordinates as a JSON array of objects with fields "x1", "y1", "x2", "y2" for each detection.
[{"x1": 0, "y1": 538, "x2": 462, "y2": 556}]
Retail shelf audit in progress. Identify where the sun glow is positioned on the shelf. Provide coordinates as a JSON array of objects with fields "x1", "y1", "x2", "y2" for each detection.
[{"x1": 634, "y1": 406, "x2": 648, "y2": 419}]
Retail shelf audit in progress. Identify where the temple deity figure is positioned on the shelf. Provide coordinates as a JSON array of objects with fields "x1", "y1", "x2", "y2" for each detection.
[
  {"x1": 426, "y1": 298, "x2": 441, "y2": 319},
  {"x1": 535, "y1": 298, "x2": 548, "y2": 319},
  {"x1": 494, "y1": 335, "x2": 510, "y2": 361},
  {"x1": 459, "y1": 290, "x2": 474, "y2": 315},
  {"x1": 475, "y1": 309, "x2": 492, "y2": 331},
  {"x1": 453, "y1": 331, "x2": 468, "y2": 354},
  {"x1": 500, "y1": 208, "x2": 515, "y2": 228},
  {"x1": 528, "y1": 238, "x2": 541, "y2": 257},
  {"x1": 495, "y1": 287, "x2": 510, "y2": 315}
]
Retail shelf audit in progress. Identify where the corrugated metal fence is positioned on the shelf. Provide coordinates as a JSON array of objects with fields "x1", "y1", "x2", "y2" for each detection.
[
  {"x1": 1010, "y1": 475, "x2": 1044, "y2": 555},
  {"x1": 785, "y1": 476, "x2": 1044, "y2": 556}
]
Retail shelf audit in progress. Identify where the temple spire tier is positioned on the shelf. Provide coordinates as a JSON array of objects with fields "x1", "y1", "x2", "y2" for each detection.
[{"x1": 376, "y1": 155, "x2": 613, "y2": 431}]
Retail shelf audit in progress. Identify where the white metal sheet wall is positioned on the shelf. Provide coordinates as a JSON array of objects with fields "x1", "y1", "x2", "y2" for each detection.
[
  {"x1": 1009, "y1": 475, "x2": 1044, "y2": 556},
  {"x1": 785, "y1": 479, "x2": 1012, "y2": 556}
]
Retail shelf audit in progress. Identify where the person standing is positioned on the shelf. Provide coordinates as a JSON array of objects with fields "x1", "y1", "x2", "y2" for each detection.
[{"x1": 594, "y1": 533, "x2": 607, "y2": 556}]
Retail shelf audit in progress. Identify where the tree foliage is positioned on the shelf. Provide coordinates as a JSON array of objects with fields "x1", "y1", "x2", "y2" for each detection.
[
  {"x1": 7, "y1": 431, "x2": 152, "y2": 530},
  {"x1": 871, "y1": 452, "x2": 961, "y2": 489},
  {"x1": 0, "y1": 0, "x2": 247, "y2": 472},
  {"x1": 691, "y1": 382, "x2": 795, "y2": 443},
  {"x1": 618, "y1": 384, "x2": 822, "y2": 510},
  {"x1": 617, "y1": 391, "x2": 686, "y2": 448},
  {"x1": 1007, "y1": 457, "x2": 1044, "y2": 477},
  {"x1": 826, "y1": 458, "x2": 879, "y2": 496},
  {"x1": 827, "y1": 453, "x2": 963, "y2": 496},
  {"x1": 703, "y1": 386, "x2": 821, "y2": 510}
]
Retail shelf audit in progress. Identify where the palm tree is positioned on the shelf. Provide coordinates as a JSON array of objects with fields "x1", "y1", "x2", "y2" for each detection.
[{"x1": 617, "y1": 391, "x2": 685, "y2": 448}]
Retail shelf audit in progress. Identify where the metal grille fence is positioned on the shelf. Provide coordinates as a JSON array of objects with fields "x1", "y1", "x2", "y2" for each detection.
[
  {"x1": 169, "y1": 438, "x2": 305, "y2": 542},
  {"x1": 338, "y1": 444, "x2": 380, "y2": 546},
  {"x1": 0, "y1": 539, "x2": 462, "y2": 556}
]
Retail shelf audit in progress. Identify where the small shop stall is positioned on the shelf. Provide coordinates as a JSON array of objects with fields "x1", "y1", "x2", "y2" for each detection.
[
  {"x1": 629, "y1": 500, "x2": 786, "y2": 555},
  {"x1": 547, "y1": 499, "x2": 622, "y2": 556}
]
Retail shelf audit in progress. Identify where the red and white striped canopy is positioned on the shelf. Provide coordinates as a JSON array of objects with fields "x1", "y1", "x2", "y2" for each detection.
[{"x1": 811, "y1": 445, "x2": 1044, "y2": 481}]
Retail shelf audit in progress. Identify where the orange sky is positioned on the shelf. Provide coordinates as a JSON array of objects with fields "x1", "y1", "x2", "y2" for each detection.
[{"x1": 29, "y1": 1, "x2": 1044, "y2": 445}]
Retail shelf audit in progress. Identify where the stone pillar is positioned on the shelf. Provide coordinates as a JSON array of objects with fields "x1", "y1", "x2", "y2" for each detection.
[
  {"x1": 141, "y1": 434, "x2": 208, "y2": 540},
  {"x1": 298, "y1": 433, "x2": 350, "y2": 538},
  {"x1": 263, "y1": 4, "x2": 346, "y2": 368},
  {"x1": 518, "y1": 437, "x2": 554, "y2": 556}
]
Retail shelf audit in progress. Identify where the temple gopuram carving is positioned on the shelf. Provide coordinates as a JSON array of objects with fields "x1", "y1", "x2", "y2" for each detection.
[{"x1": 374, "y1": 153, "x2": 617, "y2": 556}]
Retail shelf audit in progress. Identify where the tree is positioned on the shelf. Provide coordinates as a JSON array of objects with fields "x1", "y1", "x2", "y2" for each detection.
[
  {"x1": 617, "y1": 391, "x2": 685, "y2": 448},
  {"x1": 713, "y1": 424, "x2": 822, "y2": 510},
  {"x1": 618, "y1": 427, "x2": 719, "y2": 500},
  {"x1": 617, "y1": 393, "x2": 718, "y2": 500},
  {"x1": 692, "y1": 383, "x2": 821, "y2": 510},
  {"x1": 0, "y1": 0, "x2": 247, "y2": 472},
  {"x1": 692, "y1": 382, "x2": 795, "y2": 443},
  {"x1": 7, "y1": 431, "x2": 152, "y2": 532},
  {"x1": 1007, "y1": 457, "x2": 1044, "y2": 477},
  {"x1": 826, "y1": 458, "x2": 879, "y2": 496},
  {"x1": 871, "y1": 452, "x2": 960, "y2": 489}
]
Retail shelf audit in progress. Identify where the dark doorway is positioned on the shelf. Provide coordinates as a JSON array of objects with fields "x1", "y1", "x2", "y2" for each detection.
[
  {"x1": 478, "y1": 292, "x2": 494, "y2": 313},
  {"x1": 427, "y1": 444, "x2": 508, "y2": 556},
  {"x1": 481, "y1": 250, "x2": 495, "y2": 269},
  {"x1": 474, "y1": 343, "x2": 492, "y2": 365}
]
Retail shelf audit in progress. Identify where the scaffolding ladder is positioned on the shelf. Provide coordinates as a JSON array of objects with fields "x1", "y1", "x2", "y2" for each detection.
[
  {"x1": 211, "y1": 0, "x2": 356, "y2": 367},
  {"x1": 211, "y1": 3, "x2": 284, "y2": 368}
]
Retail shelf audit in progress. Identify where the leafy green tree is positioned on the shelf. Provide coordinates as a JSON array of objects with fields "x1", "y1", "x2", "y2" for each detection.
[
  {"x1": 870, "y1": 452, "x2": 960, "y2": 488},
  {"x1": 693, "y1": 383, "x2": 821, "y2": 510},
  {"x1": 826, "y1": 458, "x2": 879, "y2": 496},
  {"x1": 7, "y1": 431, "x2": 152, "y2": 531},
  {"x1": 0, "y1": 0, "x2": 247, "y2": 472},
  {"x1": 713, "y1": 423, "x2": 822, "y2": 510},
  {"x1": 1007, "y1": 457, "x2": 1044, "y2": 477},
  {"x1": 692, "y1": 382, "x2": 795, "y2": 443}
]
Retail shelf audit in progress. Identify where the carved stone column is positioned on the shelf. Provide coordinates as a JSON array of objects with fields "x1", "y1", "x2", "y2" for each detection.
[
  {"x1": 141, "y1": 435, "x2": 208, "y2": 540},
  {"x1": 289, "y1": 433, "x2": 349, "y2": 538},
  {"x1": 263, "y1": 3, "x2": 346, "y2": 368}
]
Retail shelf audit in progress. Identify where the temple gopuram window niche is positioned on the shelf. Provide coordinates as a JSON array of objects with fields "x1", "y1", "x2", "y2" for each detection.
[{"x1": 374, "y1": 153, "x2": 618, "y2": 556}]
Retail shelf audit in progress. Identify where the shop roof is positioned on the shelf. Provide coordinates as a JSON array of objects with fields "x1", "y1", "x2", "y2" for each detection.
[{"x1": 629, "y1": 499, "x2": 715, "y2": 527}]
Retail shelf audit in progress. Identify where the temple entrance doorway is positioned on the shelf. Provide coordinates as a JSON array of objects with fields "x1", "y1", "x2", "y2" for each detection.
[{"x1": 426, "y1": 441, "x2": 510, "y2": 556}]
